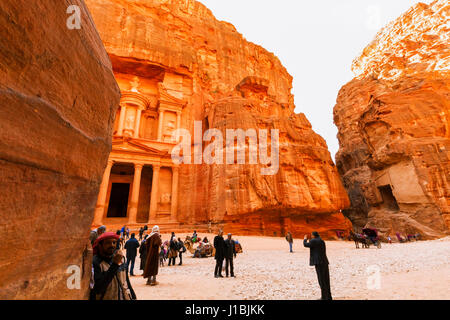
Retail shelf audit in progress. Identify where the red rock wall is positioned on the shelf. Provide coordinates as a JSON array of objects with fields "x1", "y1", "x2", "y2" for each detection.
[
  {"x1": 334, "y1": 0, "x2": 450, "y2": 239},
  {"x1": 86, "y1": 0, "x2": 352, "y2": 238},
  {"x1": 0, "y1": 1, "x2": 120, "y2": 299}
]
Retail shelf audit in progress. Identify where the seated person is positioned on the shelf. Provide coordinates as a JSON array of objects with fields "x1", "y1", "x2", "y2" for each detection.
[
  {"x1": 192, "y1": 231, "x2": 198, "y2": 243},
  {"x1": 202, "y1": 236, "x2": 208, "y2": 243}
]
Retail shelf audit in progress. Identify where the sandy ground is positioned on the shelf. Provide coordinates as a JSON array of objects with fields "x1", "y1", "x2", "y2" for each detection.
[{"x1": 126, "y1": 234, "x2": 450, "y2": 300}]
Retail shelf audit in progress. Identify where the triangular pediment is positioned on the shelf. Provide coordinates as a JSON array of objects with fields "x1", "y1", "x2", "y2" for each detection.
[
  {"x1": 158, "y1": 83, "x2": 187, "y2": 107},
  {"x1": 112, "y1": 137, "x2": 169, "y2": 156}
]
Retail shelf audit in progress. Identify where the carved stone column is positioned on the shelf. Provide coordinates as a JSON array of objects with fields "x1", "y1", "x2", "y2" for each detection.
[
  {"x1": 157, "y1": 110, "x2": 164, "y2": 141},
  {"x1": 128, "y1": 163, "x2": 143, "y2": 225},
  {"x1": 134, "y1": 109, "x2": 142, "y2": 139},
  {"x1": 170, "y1": 167, "x2": 179, "y2": 221},
  {"x1": 93, "y1": 159, "x2": 114, "y2": 225},
  {"x1": 117, "y1": 105, "x2": 127, "y2": 136},
  {"x1": 176, "y1": 111, "x2": 181, "y2": 142},
  {"x1": 148, "y1": 165, "x2": 161, "y2": 222}
]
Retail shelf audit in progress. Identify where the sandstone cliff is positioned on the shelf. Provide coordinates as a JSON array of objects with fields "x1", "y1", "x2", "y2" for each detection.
[
  {"x1": 86, "y1": 0, "x2": 351, "y2": 237},
  {"x1": 0, "y1": 1, "x2": 120, "y2": 298},
  {"x1": 334, "y1": 0, "x2": 449, "y2": 239}
]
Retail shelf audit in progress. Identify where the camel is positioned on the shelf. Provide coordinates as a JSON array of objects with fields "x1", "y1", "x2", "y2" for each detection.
[{"x1": 184, "y1": 236, "x2": 215, "y2": 257}]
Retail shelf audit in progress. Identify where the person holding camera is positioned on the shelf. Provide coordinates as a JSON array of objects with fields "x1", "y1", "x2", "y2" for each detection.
[
  {"x1": 303, "y1": 231, "x2": 332, "y2": 300},
  {"x1": 91, "y1": 232, "x2": 136, "y2": 300}
]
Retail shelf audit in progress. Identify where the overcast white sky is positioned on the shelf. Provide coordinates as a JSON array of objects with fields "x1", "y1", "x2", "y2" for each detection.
[{"x1": 198, "y1": 0, "x2": 432, "y2": 160}]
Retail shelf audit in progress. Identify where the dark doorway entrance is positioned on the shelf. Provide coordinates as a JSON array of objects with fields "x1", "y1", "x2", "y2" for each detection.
[
  {"x1": 378, "y1": 185, "x2": 400, "y2": 211},
  {"x1": 107, "y1": 183, "x2": 130, "y2": 217}
]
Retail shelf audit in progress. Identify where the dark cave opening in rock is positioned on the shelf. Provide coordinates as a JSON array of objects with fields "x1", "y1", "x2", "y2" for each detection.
[{"x1": 378, "y1": 185, "x2": 400, "y2": 211}]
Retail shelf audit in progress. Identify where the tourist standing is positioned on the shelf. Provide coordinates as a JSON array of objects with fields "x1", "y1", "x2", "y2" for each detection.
[
  {"x1": 159, "y1": 245, "x2": 166, "y2": 267},
  {"x1": 143, "y1": 226, "x2": 162, "y2": 286},
  {"x1": 139, "y1": 235, "x2": 149, "y2": 271},
  {"x1": 178, "y1": 238, "x2": 186, "y2": 265},
  {"x1": 213, "y1": 229, "x2": 226, "y2": 278},
  {"x1": 115, "y1": 230, "x2": 122, "y2": 250},
  {"x1": 303, "y1": 231, "x2": 332, "y2": 300},
  {"x1": 168, "y1": 232, "x2": 178, "y2": 266},
  {"x1": 91, "y1": 232, "x2": 136, "y2": 300},
  {"x1": 224, "y1": 233, "x2": 237, "y2": 277},
  {"x1": 285, "y1": 231, "x2": 294, "y2": 253},
  {"x1": 139, "y1": 227, "x2": 144, "y2": 241},
  {"x1": 89, "y1": 225, "x2": 106, "y2": 245},
  {"x1": 124, "y1": 233, "x2": 140, "y2": 276}
]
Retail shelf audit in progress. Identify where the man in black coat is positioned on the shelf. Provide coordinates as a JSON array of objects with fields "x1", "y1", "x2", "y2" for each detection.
[
  {"x1": 124, "y1": 233, "x2": 140, "y2": 276},
  {"x1": 224, "y1": 233, "x2": 237, "y2": 277},
  {"x1": 303, "y1": 231, "x2": 332, "y2": 300},
  {"x1": 213, "y1": 229, "x2": 226, "y2": 278}
]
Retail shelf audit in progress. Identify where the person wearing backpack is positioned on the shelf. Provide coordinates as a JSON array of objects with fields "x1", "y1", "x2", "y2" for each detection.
[
  {"x1": 168, "y1": 232, "x2": 178, "y2": 266},
  {"x1": 285, "y1": 231, "x2": 294, "y2": 253}
]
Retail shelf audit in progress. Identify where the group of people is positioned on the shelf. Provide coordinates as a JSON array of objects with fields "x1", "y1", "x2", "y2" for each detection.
[
  {"x1": 212, "y1": 230, "x2": 237, "y2": 278},
  {"x1": 388, "y1": 232, "x2": 421, "y2": 243},
  {"x1": 160, "y1": 232, "x2": 187, "y2": 266},
  {"x1": 88, "y1": 225, "x2": 332, "y2": 301}
]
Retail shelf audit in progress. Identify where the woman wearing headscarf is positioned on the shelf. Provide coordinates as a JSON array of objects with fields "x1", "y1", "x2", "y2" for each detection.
[{"x1": 143, "y1": 226, "x2": 162, "y2": 286}]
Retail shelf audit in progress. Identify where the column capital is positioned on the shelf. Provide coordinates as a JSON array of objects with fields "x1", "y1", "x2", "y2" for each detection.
[
  {"x1": 107, "y1": 159, "x2": 115, "y2": 166},
  {"x1": 172, "y1": 166, "x2": 179, "y2": 173},
  {"x1": 134, "y1": 163, "x2": 144, "y2": 169},
  {"x1": 152, "y1": 164, "x2": 161, "y2": 170}
]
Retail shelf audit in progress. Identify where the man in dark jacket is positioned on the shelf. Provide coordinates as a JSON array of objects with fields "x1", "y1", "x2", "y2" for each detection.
[
  {"x1": 303, "y1": 231, "x2": 332, "y2": 300},
  {"x1": 213, "y1": 229, "x2": 226, "y2": 278},
  {"x1": 224, "y1": 233, "x2": 237, "y2": 277},
  {"x1": 124, "y1": 233, "x2": 140, "y2": 276}
]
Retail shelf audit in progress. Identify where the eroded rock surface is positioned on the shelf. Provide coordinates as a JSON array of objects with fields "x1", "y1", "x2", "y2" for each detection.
[
  {"x1": 334, "y1": 0, "x2": 450, "y2": 239},
  {"x1": 86, "y1": 0, "x2": 351, "y2": 238},
  {"x1": 0, "y1": 1, "x2": 120, "y2": 299}
]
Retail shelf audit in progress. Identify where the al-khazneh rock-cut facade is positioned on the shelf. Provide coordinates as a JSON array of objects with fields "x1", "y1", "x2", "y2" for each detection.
[
  {"x1": 87, "y1": 0, "x2": 352, "y2": 237},
  {"x1": 334, "y1": 0, "x2": 450, "y2": 239}
]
